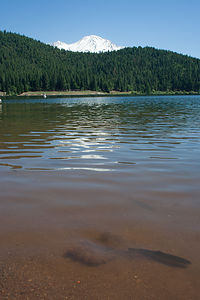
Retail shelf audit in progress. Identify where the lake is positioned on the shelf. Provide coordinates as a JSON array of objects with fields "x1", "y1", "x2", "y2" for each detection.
[{"x1": 0, "y1": 95, "x2": 200, "y2": 299}]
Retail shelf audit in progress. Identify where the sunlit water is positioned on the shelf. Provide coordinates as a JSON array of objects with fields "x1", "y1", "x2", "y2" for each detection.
[{"x1": 0, "y1": 95, "x2": 200, "y2": 174}]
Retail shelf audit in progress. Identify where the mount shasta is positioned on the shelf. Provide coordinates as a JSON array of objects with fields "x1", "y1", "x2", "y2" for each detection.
[{"x1": 52, "y1": 35, "x2": 124, "y2": 53}]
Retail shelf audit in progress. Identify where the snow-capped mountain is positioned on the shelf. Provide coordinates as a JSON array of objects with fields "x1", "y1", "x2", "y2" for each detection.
[{"x1": 52, "y1": 35, "x2": 124, "y2": 53}]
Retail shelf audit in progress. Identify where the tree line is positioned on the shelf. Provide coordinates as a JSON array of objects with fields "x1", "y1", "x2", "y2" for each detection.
[{"x1": 0, "y1": 30, "x2": 200, "y2": 95}]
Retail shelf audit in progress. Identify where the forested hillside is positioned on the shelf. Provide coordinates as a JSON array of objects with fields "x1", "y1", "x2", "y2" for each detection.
[{"x1": 0, "y1": 30, "x2": 200, "y2": 95}]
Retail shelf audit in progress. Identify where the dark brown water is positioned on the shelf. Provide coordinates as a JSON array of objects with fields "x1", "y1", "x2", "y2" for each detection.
[{"x1": 0, "y1": 96, "x2": 200, "y2": 299}]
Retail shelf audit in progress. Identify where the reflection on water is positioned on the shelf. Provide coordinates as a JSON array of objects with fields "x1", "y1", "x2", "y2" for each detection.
[{"x1": 0, "y1": 96, "x2": 200, "y2": 174}]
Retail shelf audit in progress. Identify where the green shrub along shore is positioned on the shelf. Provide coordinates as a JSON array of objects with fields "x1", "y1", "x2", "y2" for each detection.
[{"x1": 0, "y1": 30, "x2": 200, "y2": 96}]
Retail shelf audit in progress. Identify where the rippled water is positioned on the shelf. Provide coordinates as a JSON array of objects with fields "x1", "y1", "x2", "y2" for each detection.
[{"x1": 0, "y1": 95, "x2": 200, "y2": 175}]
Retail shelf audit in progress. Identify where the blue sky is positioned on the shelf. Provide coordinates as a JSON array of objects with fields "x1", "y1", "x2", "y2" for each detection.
[{"x1": 0, "y1": 0, "x2": 200, "y2": 58}]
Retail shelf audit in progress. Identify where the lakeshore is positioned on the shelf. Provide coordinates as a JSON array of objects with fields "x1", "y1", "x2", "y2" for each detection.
[{"x1": 1, "y1": 89, "x2": 199, "y2": 99}]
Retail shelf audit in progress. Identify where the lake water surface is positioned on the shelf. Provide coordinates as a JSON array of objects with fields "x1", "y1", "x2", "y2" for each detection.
[{"x1": 0, "y1": 96, "x2": 200, "y2": 299}]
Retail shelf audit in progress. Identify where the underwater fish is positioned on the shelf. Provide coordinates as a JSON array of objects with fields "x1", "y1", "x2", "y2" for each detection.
[
  {"x1": 65, "y1": 233, "x2": 191, "y2": 268},
  {"x1": 128, "y1": 248, "x2": 191, "y2": 268}
]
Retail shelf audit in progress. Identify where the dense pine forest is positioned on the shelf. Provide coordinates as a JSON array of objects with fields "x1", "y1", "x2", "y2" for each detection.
[{"x1": 0, "y1": 30, "x2": 200, "y2": 95}]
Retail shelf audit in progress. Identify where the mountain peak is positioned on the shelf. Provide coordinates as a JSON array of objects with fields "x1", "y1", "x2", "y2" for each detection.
[{"x1": 52, "y1": 35, "x2": 124, "y2": 53}]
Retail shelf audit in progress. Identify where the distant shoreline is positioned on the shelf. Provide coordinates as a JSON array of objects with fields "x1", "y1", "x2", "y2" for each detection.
[
  {"x1": 19, "y1": 90, "x2": 131, "y2": 97},
  {"x1": 1, "y1": 90, "x2": 200, "y2": 99}
]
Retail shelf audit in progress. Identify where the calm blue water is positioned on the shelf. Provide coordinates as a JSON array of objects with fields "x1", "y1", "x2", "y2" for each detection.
[{"x1": 0, "y1": 95, "x2": 200, "y2": 175}]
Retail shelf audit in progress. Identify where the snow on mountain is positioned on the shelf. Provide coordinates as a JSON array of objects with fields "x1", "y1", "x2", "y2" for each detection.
[{"x1": 52, "y1": 35, "x2": 124, "y2": 53}]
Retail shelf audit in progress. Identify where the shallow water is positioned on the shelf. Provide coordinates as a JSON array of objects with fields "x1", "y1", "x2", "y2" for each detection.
[{"x1": 0, "y1": 95, "x2": 200, "y2": 299}]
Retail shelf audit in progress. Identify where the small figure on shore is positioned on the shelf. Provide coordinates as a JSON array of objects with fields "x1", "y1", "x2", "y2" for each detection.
[{"x1": 43, "y1": 94, "x2": 47, "y2": 99}]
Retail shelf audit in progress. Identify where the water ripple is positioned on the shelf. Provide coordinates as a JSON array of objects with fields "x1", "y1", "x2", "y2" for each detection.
[{"x1": 0, "y1": 96, "x2": 200, "y2": 172}]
